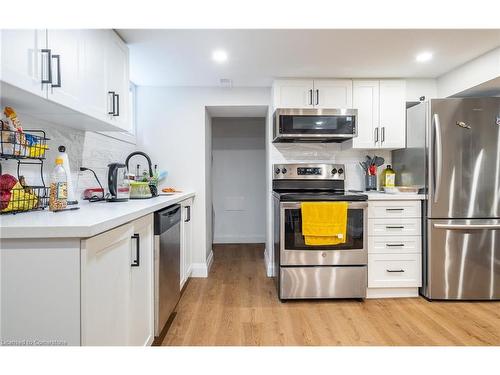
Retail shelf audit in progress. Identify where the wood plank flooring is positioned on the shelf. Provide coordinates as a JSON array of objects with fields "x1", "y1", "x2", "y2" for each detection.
[{"x1": 162, "y1": 244, "x2": 500, "y2": 346}]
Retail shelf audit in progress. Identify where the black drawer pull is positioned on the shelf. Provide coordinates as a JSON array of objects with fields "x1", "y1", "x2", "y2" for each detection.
[
  {"x1": 131, "y1": 233, "x2": 140, "y2": 267},
  {"x1": 386, "y1": 243, "x2": 405, "y2": 247},
  {"x1": 386, "y1": 208, "x2": 404, "y2": 211},
  {"x1": 386, "y1": 226, "x2": 405, "y2": 229},
  {"x1": 386, "y1": 269, "x2": 405, "y2": 273}
]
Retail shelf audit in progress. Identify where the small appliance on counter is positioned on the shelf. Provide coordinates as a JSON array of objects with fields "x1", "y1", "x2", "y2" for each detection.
[
  {"x1": 107, "y1": 163, "x2": 130, "y2": 202},
  {"x1": 125, "y1": 151, "x2": 159, "y2": 199}
]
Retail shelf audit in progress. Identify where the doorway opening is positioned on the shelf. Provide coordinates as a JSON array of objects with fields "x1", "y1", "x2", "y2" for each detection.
[{"x1": 205, "y1": 106, "x2": 268, "y2": 270}]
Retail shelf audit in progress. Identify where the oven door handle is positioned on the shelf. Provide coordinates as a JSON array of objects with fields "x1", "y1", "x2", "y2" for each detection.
[{"x1": 280, "y1": 201, "x2": 368, "y2": 209}]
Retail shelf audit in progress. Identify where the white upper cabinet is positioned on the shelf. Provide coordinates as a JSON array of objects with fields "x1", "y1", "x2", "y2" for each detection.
[
  {"x1": 273, "y1": 79, "x2": 353, "y2": 109},
  {"x1": 0, "y1": 29, "x2": 130, "y2": 133},
  {"x1": 46, "y1": 30, "x2": 84, "y2": 111},
  {"x1": 313, "y1": 79, "x2": 353, "y2": 108},
  {"x1": 106, "y1": 30, "x2": 130, "y2": 131},
  {"x1": 378, "y1": 80, "x2": 406, "y2": 149},
  {"x1": 273, "y1": 79, "x2": 314, "y2": 108},
  {"x1": 0, "y1": 29, "x2": 48, "y2": 98},
  {"x1": 352, "y1": 80, "x2": 380, "y2": 149},
  {"x1": 351, "y1": 79, "x2": 406, "y2": 150},
  {"x1": 80, "y1": 29, "x2": 108, "y2": 122}
]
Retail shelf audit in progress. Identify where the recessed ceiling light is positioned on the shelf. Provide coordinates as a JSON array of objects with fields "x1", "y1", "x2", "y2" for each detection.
[
  {"x1": 212, "y1": 49, "x2": 228, "y2": 63},
  {"x1": 416, "y1": 51, "x2": 433, "y2": 63}
]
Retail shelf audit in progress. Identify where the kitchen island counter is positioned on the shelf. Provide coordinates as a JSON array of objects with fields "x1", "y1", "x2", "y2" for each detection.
[{"x1": 0, "y1": 192, "x2": 195, "y2": 239}]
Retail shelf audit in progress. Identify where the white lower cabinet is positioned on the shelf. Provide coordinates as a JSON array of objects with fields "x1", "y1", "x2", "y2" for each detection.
[
  {"x1": 367, "y1": 200, "x2": 422, "y2": 298},
  {"x1": 81, "y1": 214, "x2": 154, "y2": 346},
  {"x1": 180, "y1": 198, "x2": 193, "y2": 289}
]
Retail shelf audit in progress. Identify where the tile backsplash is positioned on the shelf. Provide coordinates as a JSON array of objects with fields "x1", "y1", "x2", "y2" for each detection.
[
  {"x1": 1, "y1": 115, "x2": 137, "y2": 198},
  {"x1": 270, "y1": 143, "x2": 392, "y2": 191}
]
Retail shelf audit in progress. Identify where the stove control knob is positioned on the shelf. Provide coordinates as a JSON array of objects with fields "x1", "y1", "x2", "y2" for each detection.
[
  {"x1": 338, "y1": 168, "x2": 344, "y2": 175},
  {"x1": 275, "y1": 168, "x2": 281, "y2": 174},
  {"x1": 322, "y1": 252, "x2": 327, "y2": 258},
  {"x1": 281, "y1": 168, "x2": 287, "y2": 174},
  {"x1": 331, "y1": 168, "x2": 337, "y2": 175}
]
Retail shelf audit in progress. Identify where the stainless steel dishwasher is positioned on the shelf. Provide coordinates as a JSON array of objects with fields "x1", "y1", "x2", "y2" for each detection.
[{"x1": 154, "y1": 204, "x2": 181, "y2": 337}]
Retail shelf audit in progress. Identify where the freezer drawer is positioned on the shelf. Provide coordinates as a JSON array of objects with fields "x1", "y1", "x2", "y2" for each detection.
[
  {"x1": 280, "y1": 266, "x2": 367, "y2": 299},
  {"x1": 424, "y1": 219, "x2": 500, "y2": 300}
]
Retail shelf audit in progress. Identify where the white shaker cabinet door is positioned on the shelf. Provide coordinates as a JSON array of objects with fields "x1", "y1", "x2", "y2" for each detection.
[
  {"x1": 129, "y1": 214, "x2": 154, "y2": 346},
  {"x1": 80, "y1": 29, "x2": 108, "y2": 122},
  {"x1": 273, "y1": 79, "x2": 314, "y2": 108},
  {"x1": 313, "y1": 79, "x2": 353, "y2": 109},
  {"x1": 81, "y1": 223, "x2": 134, "y2": 346},
  {"x1": 180, "y1": 198, "x2": 193, "y2": 289},
  {"x1": 46, "y1": 29, "x2": 84, "y2": 111},
  {"x1": 106, "y1": 30, "x2": 130, "y2": 131},
  {"x1": 0, "y1": 29, "x2": 48, "y2": 97},
  {"x1": 379, "y1": 79, "x2": 406, "y2": 149},
  {"x1": 352, "y1": 80, "x2": 379, "y2": 149}
]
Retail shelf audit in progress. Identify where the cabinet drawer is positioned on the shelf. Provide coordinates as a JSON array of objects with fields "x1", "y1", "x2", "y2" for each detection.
[
  {"x1": 368, "y1": 236, "x2": 422, "y2": 254},
  {"x1": 368, "y1": 218, "x2": 421, "y2": 236},
  {"x1": 368, "y1": 200, "x2": 421, "y2": 219},
  {"x1": 368, "y1": 253, "x2": 421, "y2": 288}
]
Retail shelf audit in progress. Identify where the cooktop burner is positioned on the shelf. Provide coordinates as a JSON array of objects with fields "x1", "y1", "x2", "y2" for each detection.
[{"x1": 274, "y1": 191, "x2": 368, "y2": 202}]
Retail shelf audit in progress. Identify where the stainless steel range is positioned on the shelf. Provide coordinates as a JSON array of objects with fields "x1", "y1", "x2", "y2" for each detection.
[{"x1": 272, "y1": 163, "x2": 368, "y2": 300}]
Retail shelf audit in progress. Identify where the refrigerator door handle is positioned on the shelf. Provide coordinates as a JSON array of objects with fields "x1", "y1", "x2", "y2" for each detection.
[
  {"x1": 434, "y1": 223, "x2": 500, "y2": 230},
  {"x1": 433, "y1": 113, "x2": 443, "y2": 203}
]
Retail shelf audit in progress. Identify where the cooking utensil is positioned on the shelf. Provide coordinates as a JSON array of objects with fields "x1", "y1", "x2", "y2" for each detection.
[{"x1": 374, "y1": 156, "x2": 385, "y2": 167}]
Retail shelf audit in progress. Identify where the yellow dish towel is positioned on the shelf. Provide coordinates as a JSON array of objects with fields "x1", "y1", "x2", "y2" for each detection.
[{"x1": 301, "y1": 201, "x2": 348, "y2": 246}]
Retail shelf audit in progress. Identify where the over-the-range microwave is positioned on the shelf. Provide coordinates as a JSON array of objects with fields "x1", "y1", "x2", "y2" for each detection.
[{"x1": 273, "y1": 108, "x2": 358, "y2": 143}]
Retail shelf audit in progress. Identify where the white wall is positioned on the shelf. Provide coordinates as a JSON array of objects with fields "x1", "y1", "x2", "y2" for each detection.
[
  {"x1": 437, "y1": 46, "x2": 500, "y2": 98},
  {"x1": 136, "y1": 87, "x2": 271, "y2": 275},
  {"x1": 212, "y1": 117, "x2": 266, "y2": 244}
]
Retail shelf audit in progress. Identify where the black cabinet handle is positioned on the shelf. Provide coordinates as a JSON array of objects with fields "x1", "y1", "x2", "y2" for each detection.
[
  {"x1": 131, "y1": 233, "x2": 140, "y2": 267},
  {"x1": 41, "y1": 49, "x2": 52, "y2": 84},
  {"x1": 308, "y1": 89, "x2": 313, "y2": 106},
  {"x1": 113, "y1": 93, "x2": 120, "y2": 116},
  {"x1": 386, "y1": 226, "x2": 404, "y2": 229},
  {"x1": 315, "y1": 89, "x2": 319, "y2": 105},
  {"x1": 374, "y1": 127, "x2": 379, "y2": 143},
  {"x1": 386, "y1": 269, "x2": 405, "y2": 273},
  {"x1": 381, "y1": 126, "x2": 386, "y2": 143},
  {"x1": 51, "y1": 54, "x2": 61, "y2": 88},
  {"x1": 108, "y1": 91, "x2": 115, "y2": 115},
  {"x1": 386, "y1": 208, "x2": 404, "y2": 211},
  {"x1": 185, "y1": 206, "x2": 191, "y2": 222},
  {"x1": 386, "y1": 243, "x2": 405, "y2": 247}
]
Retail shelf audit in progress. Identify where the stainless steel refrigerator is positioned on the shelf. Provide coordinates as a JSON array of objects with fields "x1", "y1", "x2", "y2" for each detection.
[{"x1": 393, "y1": 98, "x2": 500, "y2": 300}]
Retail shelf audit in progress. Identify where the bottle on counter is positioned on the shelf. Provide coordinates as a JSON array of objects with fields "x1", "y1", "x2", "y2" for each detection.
[
  {"x1": 380, "y1": 165, "x2": 396, "y2": 189},
  {"x1": 49, "y1": 157, "x2": 68, "y2": 211},
  {"x1": 57, "y1": 145, "x2": 77, "y2": 204}
]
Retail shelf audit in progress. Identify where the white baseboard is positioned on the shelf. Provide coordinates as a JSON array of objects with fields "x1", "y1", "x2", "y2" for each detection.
[
  {"x1": 366, "y1": 287, "x2": 419, "y2": 299},
  {"x1": 190, "y1": 250, "x2": 214, "y2": 278},
  {"x1": 264, "y1": 248, "x2": 274, "y2": 277},
  {"x1": 213, "y1": 235, "x2": 265, "y2": 244}
]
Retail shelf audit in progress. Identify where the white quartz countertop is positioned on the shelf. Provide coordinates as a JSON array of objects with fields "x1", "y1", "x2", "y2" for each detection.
[
  {"x1": 0, "y1": 192, "x2": 195, "y2": 239},
  {"x1": 349, "y1": 191, "x2": 426, "y2": 201}
]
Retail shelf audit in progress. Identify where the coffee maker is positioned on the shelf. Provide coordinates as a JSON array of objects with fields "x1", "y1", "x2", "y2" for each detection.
[{"x1": 107, "y1": 163, "x2": 130, "y2": 202}]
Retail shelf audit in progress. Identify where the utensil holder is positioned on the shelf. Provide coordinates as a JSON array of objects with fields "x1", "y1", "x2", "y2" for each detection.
[{"x1": 365, "y1": 175, "x2": 377, "y2": 191}]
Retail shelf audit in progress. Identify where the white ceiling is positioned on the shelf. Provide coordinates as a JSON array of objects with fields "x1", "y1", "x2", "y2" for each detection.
[{"x1": 118, "y1": 29, "x2": 500, "y2": 87}]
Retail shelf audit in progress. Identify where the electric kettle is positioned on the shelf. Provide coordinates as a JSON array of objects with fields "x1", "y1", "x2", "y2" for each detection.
[{"x1": 107, "y1": 163, "x2": 130, "y2": 202}]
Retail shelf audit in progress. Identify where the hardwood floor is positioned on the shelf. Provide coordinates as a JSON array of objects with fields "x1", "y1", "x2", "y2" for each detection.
[{"x1": 162, "y1": 244, "x2": 500, "y2": 346}]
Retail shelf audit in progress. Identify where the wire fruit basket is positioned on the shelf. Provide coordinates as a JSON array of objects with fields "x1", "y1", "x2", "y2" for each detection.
[{"x1": 0, "y1": 186, "x2": 50, "y2": 214}]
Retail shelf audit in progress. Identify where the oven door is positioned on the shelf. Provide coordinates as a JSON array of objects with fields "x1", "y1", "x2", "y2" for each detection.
[{"x1": 280, "y1": 201, "x2": 367, "y2": 266}]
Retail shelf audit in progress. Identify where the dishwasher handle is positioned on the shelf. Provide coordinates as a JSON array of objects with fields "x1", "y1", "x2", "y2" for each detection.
[{"x1": 154, "y1": 204, "x2": 182, "y2": 234}]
